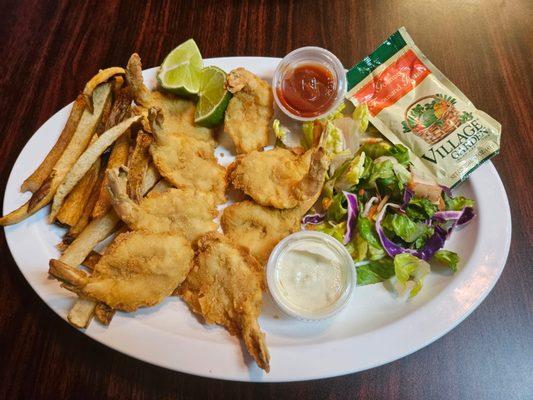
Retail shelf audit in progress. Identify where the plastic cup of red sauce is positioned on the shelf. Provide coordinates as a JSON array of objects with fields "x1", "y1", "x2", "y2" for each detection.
[{"x1": 273, "y1": 46, "x2": 347, "y2": 121}]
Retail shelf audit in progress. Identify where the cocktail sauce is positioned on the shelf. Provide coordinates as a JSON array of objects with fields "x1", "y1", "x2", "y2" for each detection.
[{"x1": 276, "y1": 63, "x2": 337, "y2": 118}]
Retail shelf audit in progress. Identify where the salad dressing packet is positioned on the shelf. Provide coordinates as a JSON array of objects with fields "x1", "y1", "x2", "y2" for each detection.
[{"x1": 346, "y1": 27, "x2": 501, "y2": 188}]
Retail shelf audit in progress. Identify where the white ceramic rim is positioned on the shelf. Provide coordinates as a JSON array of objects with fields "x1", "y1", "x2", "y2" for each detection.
[{"x1": 2, "y1": 57, "x2": 512, "y2": 382}]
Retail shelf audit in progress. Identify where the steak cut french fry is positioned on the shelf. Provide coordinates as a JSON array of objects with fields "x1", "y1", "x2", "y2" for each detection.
[
  {"x1": 65, "y1": 162, "x2": 106, "y2": 240},
  {"x1": 91, "y1": 133, "x2": 130, "y2": 218},
  {"x1": 105, "y1": 89, "x2": 133, "y2": 130},
  {"x1": 0, "y1": 85, "x2": 111, "y2": 227},
  {"x1": 65, "y1": 166, "x2": 160, "y2": 327},
  {"x1": 83, "y1": 67, "x2": 125, "y2": 112},
  {"x1": 56, "y1": 154, "x2": 101, "y2": 227},
  {"x1": 25, "y1": 83, "x2": 113, "y2": 215},
  {"x1": 94, "y1": 303, "x2": 114, "y2": 326},
  {"x1": 94, "y1": 95, "x2": 114, "y2": 136},
  {"x1": 68, "y1": 297, "x2": 98, "y2": 329},
  {"x1": 49, "y1": 115, "x2": 142, "y2": 222},
  {"x1": 91, "y1": 90, "x2": 133, "y2": 219},
  {"x1": 0, "y1": 202, "x2": 31, "y2": 226},
  {"x1": 61, "y1": 212, "x2": 121, "y2": 267},
  {"x1": 127, "y1": 130, "x2": 152, "y2": 202},
  {"x1": 81, "y1": 251, "x2": 102, "y2": 270},
  {"x1": 21, "y1": 95, "x2": 86, "y2": 193}
]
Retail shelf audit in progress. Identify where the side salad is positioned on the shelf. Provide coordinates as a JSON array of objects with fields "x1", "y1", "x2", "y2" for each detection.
[{"x1": 274, "y1": 104, "x2": 476, "y2": 298}]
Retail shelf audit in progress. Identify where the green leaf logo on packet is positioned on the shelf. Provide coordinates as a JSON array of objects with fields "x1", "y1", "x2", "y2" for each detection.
[{"x1": 346, "y1": 27, "x2": 501, "y2": 188}]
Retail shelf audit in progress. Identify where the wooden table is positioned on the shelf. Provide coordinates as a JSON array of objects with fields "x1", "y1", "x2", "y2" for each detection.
[{"x1": 0, "y1": 1, "x2": 531, "y2": 399}]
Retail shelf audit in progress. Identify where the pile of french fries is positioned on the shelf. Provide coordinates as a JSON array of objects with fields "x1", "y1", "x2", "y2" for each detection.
[{"x1": 0, "y1": 67, "x2": 162, "y2": 328}]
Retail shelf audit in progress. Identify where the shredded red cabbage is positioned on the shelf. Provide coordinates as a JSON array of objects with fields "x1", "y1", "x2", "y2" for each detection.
[
  {"x1": 342, "y1": 191, "x2": 359, "y2": 244},
  {"x1": 375, "y1": 203, "x2": 450, "y2": 260},
  {"x1": 433, "y1": 206, "x2": 475, "y2": 237},
  {"x1": 302, "y1": 213, "x2": 326, "y2": 225},
  {"x1": 439, "y1": 184, "x2": 453, "y2": 197},
  {"x1": 401, "y1": 188, "x2": 413, "y2": 210},
  {"x1": 416, "y1": 225, "x2": 447, "y2": 260}
]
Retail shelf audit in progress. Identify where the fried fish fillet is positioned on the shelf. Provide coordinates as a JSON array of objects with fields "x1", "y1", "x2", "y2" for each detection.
[
  {"x1": 50, "y1": 231, "x2": 193, "y2": 312},
  {"x1": 126, "y1": 53, "x2": 215, "y2": 146},
  {"x1": 220, "y1": 201, "x2": 301, "y2": 265},
  {"x1": 107, "y1": 168, "x2": 217, "y2": 241},
  {"x1": 228, "y1": 147, "x2": 328, "y2": 209},
  {"x1": 148, "y1": 108, "x2": 227, "y2": 204},
  {"x1": 179, "y1": 232, "x2": 270, "y2": 372},
  {"x1": 224, "y1": 68, "x2": 274, "y2": 154},
  {"x1": 222, "y1": 148, "x2": 328, "y2": 264}
]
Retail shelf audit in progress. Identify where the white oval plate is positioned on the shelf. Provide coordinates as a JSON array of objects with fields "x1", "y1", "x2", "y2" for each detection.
[{"x1": 2, "y1": 57, "x2": 511, "y2": 382}]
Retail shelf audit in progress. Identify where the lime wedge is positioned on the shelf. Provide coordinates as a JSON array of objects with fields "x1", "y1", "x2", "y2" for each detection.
[
  {"x1": 194, "y1": 66, "x2": 232, "y2": 128},
  {"x1": 158, "y1": 39, "x2": 203, "y2": 97}
]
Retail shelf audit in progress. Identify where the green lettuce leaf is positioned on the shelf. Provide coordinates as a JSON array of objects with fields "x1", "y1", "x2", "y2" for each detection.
[
  {"x1": 350, "y1": 233, "x2": 369, "y2": 262},
  {"x1": 359, "y1": 142, "x2": 391, "y2": 159},
  {"x1": 368, "y1": 159, "x2": 410, "y2": 193},
  {"x1": 326, "y1": 192, "x2": 347, "y2": 222},
  {"x1": 352, "y1": 103, "x2": 369, "y2": 133},
  {"x1": 357, "y1": 217, "x2": 381, "y2": 249},
  {"x1": 357, "y1": 216, "x2": 385, "y2": 260},
  {"x1": 386, "y1": 213, "x2": 434, "y2": 244},
  {"x1": 327, "y1": 102, "x2": 346, "y2": 121},
  {"x1": 405, "y1": 197, "x2": 438, "y2": 221},
  {"x1": 444, "y1": 194, "x2": 475, "y2": 211},
  {"x1": 334, "y1": 152, "x2": 366, "y2": 191},
  {"x1": 273, "y1": 119, "x2": 288, "y2": 147},
  {"x1": 357, "y1": 258, "x2": 395, "y2": 285},
  {"x1": 432, "y1": 249, "x2": 459, "y2": 272},
  {"x1": 393, "y1": 253, "x2": 431, "y2": 298},
  {"x1": 324, "y1": 121, "x2": 344, "y2": 158},
  {"x1": 367, "y1": 243, "x2": 386, "y2": 260},
  {"x1": 316, "y1": 221, "x2": 346, "y2": 243},
  {"x1": 368, "y1": 160, "x2": 395, "y2": 183},
  {"x1": 302, "y1": 121, "x2": 316, "y2": 149},
  {"x1": 389, "y1": 144, "x2": 410, "y2": 165}
]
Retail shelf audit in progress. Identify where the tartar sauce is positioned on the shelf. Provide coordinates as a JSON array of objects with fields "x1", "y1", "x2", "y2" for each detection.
[{"x1": 267, "y1": 231, "x2": 355, "y2": 320}]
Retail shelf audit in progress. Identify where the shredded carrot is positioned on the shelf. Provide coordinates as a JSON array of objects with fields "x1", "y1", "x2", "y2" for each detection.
[
  {"x1": 358, "y1": 188, "x2": 365, "y2": 196},
  {"x1": 367, "y1": 205, "x2": 378, "y2": 220},
  {"x1": 376, "y1": 195, "x2": 390, "y2": 213},
  {"x1": 361, "y1": 137, "x2": 383, "y2": 144}
]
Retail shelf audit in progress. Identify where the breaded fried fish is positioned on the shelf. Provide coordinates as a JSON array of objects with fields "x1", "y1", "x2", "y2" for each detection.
[
  {"x1": 222, "y1": 148, "x2": 328, "y2": 264},
  {"x1": 49, "y1": 231, "x2": 193, "y2": 312},
  {"x1": 107, "y1": 168, "x2": 217, "y2": 241},
  {"x1": 179, "y1": 232, "x2": 270, "y2": 372},
  {"x1": 126, "y1": 53, "x2": 215, "y2": 146},
  {"x1": 224, "y1": 68, "x2": 274, "y2": 153},
  {"x1": 228, "y1": 147, "x2": 327, "y2": 209},
  {"x1": 220, "y1": 201, "x2": 302, "y2": 265},
  {"x1": 148, "y1": 108, "x2": 227, "y2": 204}
]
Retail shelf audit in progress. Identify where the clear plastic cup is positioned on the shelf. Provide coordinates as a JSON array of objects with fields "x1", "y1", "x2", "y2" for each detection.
[
  {"x1": 272, "y1": 46, "x2": 347, "y2": 121},
  {"x1": 266, "y1": 231, "x2": 356, "y2": 321}
]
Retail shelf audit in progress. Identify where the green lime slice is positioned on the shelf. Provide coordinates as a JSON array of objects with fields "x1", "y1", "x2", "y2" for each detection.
[
  {"x1": 158, "y1": 39, "x2": 203, "y2": 97},
  {"x1": 194, "y1": 66, "x2": 232, "y2": 128}
]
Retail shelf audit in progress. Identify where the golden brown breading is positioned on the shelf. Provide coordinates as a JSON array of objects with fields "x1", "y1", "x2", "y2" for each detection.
[
  {"x1": 107, "y1": 168, "x2": 217, "y2": 241},
  {"x1": 148, "y1": 109, "x2": 227, "y2": 204},
  {"x1": 224, "y1": 68, "x2": 274, "y2": 153},
  {"x1": 126, "y1": 53, "x2": 215, "y2": 146},
  {"x1": 179, "y1": 232, "x2": 270, "y2": 372},
  {"x1": 50, "y1": 231, "x2": 194, "y2": 312},
  {"x1": 228, "y1": 147, "x2": 328, "y2": 209},
  {"x1": 222, "y1": 148, "x2": 328, "y2": 264},
  {"x1": 220, "y1": 201, "x2": 302, "y2": 265}
]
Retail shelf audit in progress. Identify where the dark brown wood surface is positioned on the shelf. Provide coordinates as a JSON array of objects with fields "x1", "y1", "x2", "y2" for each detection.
[{"x1": 0, "y1": 1, "x2": 531, "y2": 399}]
